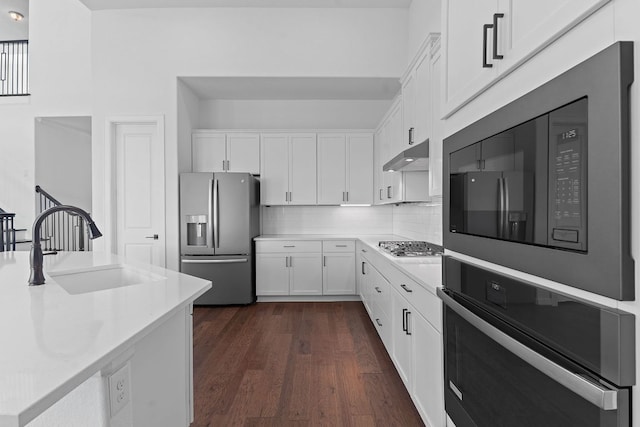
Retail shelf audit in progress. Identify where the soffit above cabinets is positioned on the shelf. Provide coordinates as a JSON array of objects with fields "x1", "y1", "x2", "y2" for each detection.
[
  {"x1": 80, "y1": 0, "x2": 411, "y2": 10},
  {"x1": 179, "y1": 77, "x2": 401, "y2": 100}
]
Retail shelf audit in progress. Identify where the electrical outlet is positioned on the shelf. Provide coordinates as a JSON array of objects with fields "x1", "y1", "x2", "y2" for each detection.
[{"x1": 108, "y1": 363, "x2": 131, "y2": 417}]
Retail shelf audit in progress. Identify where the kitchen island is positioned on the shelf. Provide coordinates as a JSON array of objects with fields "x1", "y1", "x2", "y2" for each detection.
[{"x1": 0, "y1": 251, "x2": 211, "y2": 427}]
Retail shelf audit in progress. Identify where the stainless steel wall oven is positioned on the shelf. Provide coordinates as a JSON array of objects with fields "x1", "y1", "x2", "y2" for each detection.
[
  {"x1": 443, "y1": 42, "x2": 634, "y2": 300},
  {"x1": 439, "y1": 257, "x2": 635, "y2": 427}
]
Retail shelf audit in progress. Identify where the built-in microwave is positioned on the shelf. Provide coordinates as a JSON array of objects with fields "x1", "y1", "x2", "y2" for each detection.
[{"x1": 443, "y1": 42, "x2": 634, "y2": 300}]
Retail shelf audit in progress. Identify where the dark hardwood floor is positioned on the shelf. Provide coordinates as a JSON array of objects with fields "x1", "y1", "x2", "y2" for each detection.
[{"x1": 192, "y1": 302, "x2": 424, "y2": 427}]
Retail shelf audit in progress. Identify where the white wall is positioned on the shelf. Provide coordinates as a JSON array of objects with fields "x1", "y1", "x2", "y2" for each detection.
[
  {"x1": 198, "y1": 99, "x2": 392, "y2": 129},
  {"x1": 262, "y1": 205, "x2": 393, "y2": 235},
  {"x1": 392, "y1": 203, "x2": 441, "y2": 244},
  {"x1": 35, "y1": 117, "x2": 92, "y2": 212},
  {"x1": 176, "y1": 80, "x2": 200, "y2": 174},
  {"x1": 90, "y1": 7, "x2": 409, "y2": 270},
  {"x1": 0, "y1": 0, "x2": 92, "y2": 232},
  {"x1": 407, "y1": 0, "x2": 441, "y2": 64}
]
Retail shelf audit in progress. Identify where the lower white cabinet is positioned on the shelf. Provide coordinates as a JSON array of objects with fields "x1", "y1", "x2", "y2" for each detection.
[
  {"x1": 322, "y1": 240, "x2": 356, "y2": 295},
  {"x1": 256, "y1": 240, "x2": 356, "y2": 297},
  {"x1": 391, "y1": 287, "x2": 413, "y2": 388},
  {"x1": 359, "y1": 244, "x2": 444, "y2": 427},
  {"x1": 256, "y1": 241, "x2": 322, "y2": 296},
  {"x1": 412, "y1": 311, "x2": 444, "y2": 427}
]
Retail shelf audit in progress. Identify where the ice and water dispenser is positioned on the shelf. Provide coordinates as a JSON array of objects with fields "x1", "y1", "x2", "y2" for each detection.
[{"x1": 186, "y1": 215, "x2": 207, "y2": 246}]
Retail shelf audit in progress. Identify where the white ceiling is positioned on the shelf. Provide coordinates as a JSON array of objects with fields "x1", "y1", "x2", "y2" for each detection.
[
  {"x1": 180, "y1": 77, "x2": 401, "y2": 100},
  {"x1": 80, "y1": 0, "x2": 412, "y2": 10},
  {"x1": 0, "y1": 0, "x2": 29, "y2": 41}
]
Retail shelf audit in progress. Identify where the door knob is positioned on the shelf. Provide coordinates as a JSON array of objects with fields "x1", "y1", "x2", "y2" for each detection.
[{"x1": 145, "y1": 234, "x2": 159, "y2": 240}]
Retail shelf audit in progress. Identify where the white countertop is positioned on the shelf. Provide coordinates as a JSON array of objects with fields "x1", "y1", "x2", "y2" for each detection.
[
  {"x1": 255, "y1": 234, "x2": 442, "y2": 294},
  {"x1": 0, "y1": 251, "x2": 211, "y2": 427}
]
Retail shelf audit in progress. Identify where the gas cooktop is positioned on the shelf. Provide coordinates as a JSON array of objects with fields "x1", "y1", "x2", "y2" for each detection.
[{"x1": 378, "y1": 241, "x2": 444, "y2": 257}]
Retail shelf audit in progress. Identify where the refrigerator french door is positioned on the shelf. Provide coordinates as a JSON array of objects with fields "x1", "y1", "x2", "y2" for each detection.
[{"x1": 179, "y1": 172, "x2": 259, "y2": 305}]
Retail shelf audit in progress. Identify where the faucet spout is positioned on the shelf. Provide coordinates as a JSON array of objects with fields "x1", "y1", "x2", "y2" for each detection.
[{"x1": 28, "y1": 205, "x2": 102, "y2": 286}]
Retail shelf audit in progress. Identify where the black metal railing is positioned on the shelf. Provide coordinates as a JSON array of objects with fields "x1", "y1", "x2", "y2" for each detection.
[
  {"x1": 0, "y1": 208, "x2": 16, "y2": 251},
  {"x1": 1, "y1": 40, "x2": 29, "y2": 96},
  {"x1": 35, "y1": 186, "x2": 91, "y2": 251}
]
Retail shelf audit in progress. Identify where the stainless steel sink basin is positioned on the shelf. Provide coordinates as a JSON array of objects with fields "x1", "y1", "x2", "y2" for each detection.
[{"x1": 49, "y1": 265, "x2": 165, "y2": 295}]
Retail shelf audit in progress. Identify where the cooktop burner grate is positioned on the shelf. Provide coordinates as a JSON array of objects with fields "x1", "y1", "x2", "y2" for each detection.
[{"x1": 378, "y1": 241, "x2": 444, "y2": 257}]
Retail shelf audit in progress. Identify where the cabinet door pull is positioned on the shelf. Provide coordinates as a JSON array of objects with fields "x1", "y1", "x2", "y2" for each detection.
[
  {"x1": 346, "y1": 191, "x2": 349, "y2": 202},
  {"x1": 361, "y1": 261, "x2": 366, "y2": 275},
  {"x1": 492, "y1": 13, "x2": 504, "y2": 60},
  {"x1": 402, "y1": 308, "x2": 408, "y2": 332},
  {"x1": 379, "y1": 188, "x2": 383, "y2": 200},
  {"x1": 223, "y1": 160, "x2": 227, "y2": 171},
  {"x1": 285, "y1": 256, "x2": 289, "y2": 267},
  {"x1": 482, "y1": 23, "x2": 494, "y2": 68},
  {"x1": 405, "y1": 310, "x2": 412, "y2": 336},
  {"x1": 374, "y1": 286, "x2": 382, "y2": 293},
  {"x1": 361, "y1": 248, "x2": 367, "y2": 253},
  {"x1": 289, "y1": 191, "x2": 292, "y2": 202},
  {"x1": 408, "y1": 127, "x2": 415, "y2": 145},
  {"x1": 289, "y1": 256, "x2": 292, "y2": 267},
  {"x1": 387, "y1": 186, "x2": 392, "y2": 199},
  {"x1": 323, "y1": 256, "x2": 326, "y2": 267},
  {"x1": 401, "y1": 284, "x2": 413, "y2": 293},
  {"x1": 375, "y1": 318, "x2": 383, "y2": 327}
]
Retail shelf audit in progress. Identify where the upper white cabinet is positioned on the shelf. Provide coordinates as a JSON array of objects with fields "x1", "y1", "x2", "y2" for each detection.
[
  {"x1": 261, "y1": 133, "x2": 317, "y2": 205},
  {"x1": 441, "y1": 0, "x2": 611, "y2": 117},
  {"x1": 191, "y1": 131, "x2": 260, "y2": 174},
  {"x1": 317, "y1": 133, "x2": 373, "y2": 205},
  {"x1": 428, "y1": 39, "x2": 443, "y2": 197}
]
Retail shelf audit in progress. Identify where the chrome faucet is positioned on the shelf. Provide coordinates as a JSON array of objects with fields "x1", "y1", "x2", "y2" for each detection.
[{"x1": 29, "y1": 205, "x2": 103, "y2": 285}]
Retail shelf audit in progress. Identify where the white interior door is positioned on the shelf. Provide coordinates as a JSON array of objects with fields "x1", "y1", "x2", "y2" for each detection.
[{"x1": 115, "y1": 121, "x2": 166, "y2": 266}]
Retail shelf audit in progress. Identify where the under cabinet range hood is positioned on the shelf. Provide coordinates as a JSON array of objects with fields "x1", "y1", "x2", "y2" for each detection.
[{"x1": 383, "y1": 139, "x2": 429, "y2": 172}]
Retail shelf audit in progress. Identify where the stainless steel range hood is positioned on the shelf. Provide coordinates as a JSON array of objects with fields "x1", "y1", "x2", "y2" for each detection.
[{"x1": 383, "y1": 139, "x2": 429, "y2": 172}]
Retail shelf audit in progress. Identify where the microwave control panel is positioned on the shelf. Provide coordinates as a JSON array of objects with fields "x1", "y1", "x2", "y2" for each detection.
[{"x1": 548, "y1": 99, "x2": 588, "y2": 252}]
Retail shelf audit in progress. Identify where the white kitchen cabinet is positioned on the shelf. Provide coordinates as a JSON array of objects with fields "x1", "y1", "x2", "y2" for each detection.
[
  {"x1": 391, "y1": 286, "x2": 413, "y2": 388},
  {"x1": 191, "y1": 131, "x2": 260, "y2": 174},
  {"x1": 255, "y1": 253, "x2": 290, "y2": 296},
  {"x1": 317, "y1": 133, "x2": 373, "y2": 205},
  {"x1": 428, "y1": 40, "x2": 444, "y2": 197},
  {"x1": 413, "y1": 312, "x2": 445, "y2": 427},
  {"x1": 289, "y1": 253, "x2": 323, "y2": 296},
  {"x1": 401, "y1": 73, "x2": 416, "y2": 152},
  {"x1": 322, "y1": 240, "x2": 356, "y2": 295},
  {"x1": 358, "y1": 242, "x2": 444, "y2": 427},
  {"x1": 256, "y1": 240, "x2": 322, "y2": 296},
  {"x1": 260, "y1": 133, "x2": 317, "y2": 205},
  {"x1": 382, "y1": 100, "x2": 403, "y2": 204},
  {"x1": 441, "y1": 0, "x2": 611, "y2": 117}
]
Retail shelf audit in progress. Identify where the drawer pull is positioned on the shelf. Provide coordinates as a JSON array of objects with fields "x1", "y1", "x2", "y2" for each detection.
[
  {"x1": 283, "y1": 245, "x2": 295, "y2": 248},
  {"x1": 335, "y1": 244, "x2": 348, "y2": 247},
  {"x1": 401, "y1": 284, "x2": 413, "y2": 293}
]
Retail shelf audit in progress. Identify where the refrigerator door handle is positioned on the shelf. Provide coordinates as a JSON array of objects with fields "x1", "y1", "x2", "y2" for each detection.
[
  {"x1": 208, "y1": 178, "x2": 214, "y2": 249},
  {"x1": 182, "y1": 258, "x2": 248, "y2": 264},
  {"x1": 213, "y1": 178, "x2": 220, "y2": 248}
]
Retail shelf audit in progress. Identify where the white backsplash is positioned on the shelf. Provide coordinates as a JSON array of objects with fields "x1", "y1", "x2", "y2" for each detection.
[
  {"x1": 392, "y1": 202, "x2": 443, "y2": 245},
  {"x1": 261, "y1": 203, "x2": 442, "y2": 244},
  {"x1": 262, "y1": 205, "x2": 393, "y2": 235}
]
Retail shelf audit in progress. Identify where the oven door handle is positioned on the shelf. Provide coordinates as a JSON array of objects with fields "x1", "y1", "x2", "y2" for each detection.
[{"x1": 437, "y1": 288, "x2": 619, "y2": 411}]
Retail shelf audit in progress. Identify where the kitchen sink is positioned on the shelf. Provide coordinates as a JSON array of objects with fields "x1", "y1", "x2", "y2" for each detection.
[{"x1": 49, "y1": 265, "x2": 165, "y2": 295}]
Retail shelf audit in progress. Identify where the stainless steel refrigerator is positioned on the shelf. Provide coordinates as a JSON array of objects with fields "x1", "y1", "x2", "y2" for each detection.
[{"x1": 179, "y1": 172, "x2": 260, "y2": 305}]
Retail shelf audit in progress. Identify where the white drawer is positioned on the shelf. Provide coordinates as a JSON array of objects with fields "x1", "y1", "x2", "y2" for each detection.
[
  {"x1": 322, "y1": 240, "x2": 355, "y2": 253},
  {"x1": 256, "y1": 240, "x2": 321, "y2": 253},
  {"x1": 387, "y1": 268, "x2": 442, "y2": 332}
]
